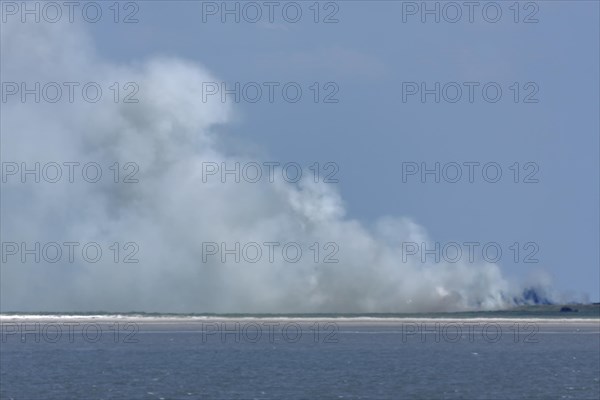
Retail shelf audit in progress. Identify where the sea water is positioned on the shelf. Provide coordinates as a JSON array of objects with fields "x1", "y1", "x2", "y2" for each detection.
[{"x1": 1, "y1": 308, "x2": 599, "y2": 399}]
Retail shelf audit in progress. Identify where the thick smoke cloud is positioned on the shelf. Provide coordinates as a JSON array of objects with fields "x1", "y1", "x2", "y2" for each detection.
[{"x1": 1, "y1": 21, "x2": 529, "y2": 313}]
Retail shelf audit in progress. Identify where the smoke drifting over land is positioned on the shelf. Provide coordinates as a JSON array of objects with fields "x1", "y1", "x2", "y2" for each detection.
[{"x1": 1, "y1": 21, "x2": 544, "y2": 313}]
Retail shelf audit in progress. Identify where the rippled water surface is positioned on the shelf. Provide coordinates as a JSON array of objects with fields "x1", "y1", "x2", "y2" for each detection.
[{"x1": 1, "y1": 312, "x2": 599, "y2": 399}]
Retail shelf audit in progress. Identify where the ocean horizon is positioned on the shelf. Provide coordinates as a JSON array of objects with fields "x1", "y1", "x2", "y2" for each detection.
[
  {"x1": 2, "y1": 305, "x2": 599, "y2": 399},
  {"x1": 2, "y1": 304, "x2": 600, "y2": 320}
]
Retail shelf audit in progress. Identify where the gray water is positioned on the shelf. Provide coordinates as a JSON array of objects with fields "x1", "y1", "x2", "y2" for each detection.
[{"x1": 1, "y1": 317, "x2": 599, "y2": 399}]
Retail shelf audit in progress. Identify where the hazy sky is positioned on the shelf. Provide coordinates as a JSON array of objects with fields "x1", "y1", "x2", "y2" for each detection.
[{"x1": 1, "y1": 1, "x2": 598, "y2": 310}]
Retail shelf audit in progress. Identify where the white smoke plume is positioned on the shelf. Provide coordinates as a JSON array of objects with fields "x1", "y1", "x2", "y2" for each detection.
[{"x1": 1, "y1": 21, "x2": 524, "y2": 313}]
